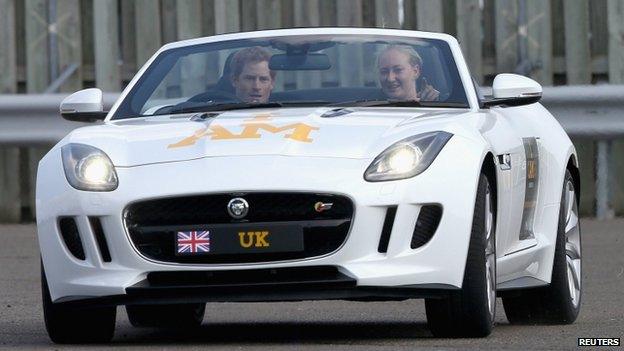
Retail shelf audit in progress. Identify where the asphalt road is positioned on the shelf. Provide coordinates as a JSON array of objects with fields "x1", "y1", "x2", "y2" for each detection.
[{"x1": 0, "y1": 219, "x2": 622, "y2": 350}]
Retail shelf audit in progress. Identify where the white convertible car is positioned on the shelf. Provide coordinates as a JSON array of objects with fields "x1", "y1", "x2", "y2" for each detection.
[{"x1": 37, "y1": 28, "x2": 581, "y2": 343}]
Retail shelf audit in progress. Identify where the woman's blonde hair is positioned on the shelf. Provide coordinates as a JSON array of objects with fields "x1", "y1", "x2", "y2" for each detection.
[{"x1": 377, "y1": 45, "x2": 423, "y2": 68}]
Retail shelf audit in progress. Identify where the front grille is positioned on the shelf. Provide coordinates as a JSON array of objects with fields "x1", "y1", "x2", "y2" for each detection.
[{"x1": 124, "y1": 193, "x2": 353, "y2": 264}]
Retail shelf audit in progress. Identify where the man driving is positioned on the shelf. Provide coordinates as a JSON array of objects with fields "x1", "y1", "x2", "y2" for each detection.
[
  {"x1": 377, "y1": 45, "x2": 439, "y2": 101},
  {"x1": 230, "y1": 47, "x2": 275, "y2": 103}
]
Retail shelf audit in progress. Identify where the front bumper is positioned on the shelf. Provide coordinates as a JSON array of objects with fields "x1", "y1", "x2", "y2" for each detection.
[
  {"x1": 54, "y1": 266, "x2": 458, "y2": 308},
  {"x1": 37, "y1": 135, "x2": 484, "y2": 303}
]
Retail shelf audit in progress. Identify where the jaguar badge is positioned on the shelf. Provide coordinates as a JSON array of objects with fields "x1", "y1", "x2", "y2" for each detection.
[{"x1": 228, "y1": 198, "x2": 249, "y2": 219}]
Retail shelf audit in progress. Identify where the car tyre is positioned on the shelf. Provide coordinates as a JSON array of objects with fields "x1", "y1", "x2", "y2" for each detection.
[
  {"x1": 502, "y1": 169, "x2": 581, "y2": 324},
  {"x1": 42, "y1": 262, "x2": 116, "y2": 344},
  {"x1": 425, "y1": 173, "x2": 496, "y2": 337},
  {"x1": 126, "y1": 303, "x2": 205, "y2": 328}
]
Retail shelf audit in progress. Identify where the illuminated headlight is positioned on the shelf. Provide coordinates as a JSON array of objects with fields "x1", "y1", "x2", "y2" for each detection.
[
  {"x1": 364, "y1": 131, "x2": 452, "y2": 182},
  {"x1": 61, "y1": 144, "x2": 118, "y2": 191}
]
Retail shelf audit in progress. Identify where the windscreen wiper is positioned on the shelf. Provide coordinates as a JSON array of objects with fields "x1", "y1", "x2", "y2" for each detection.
[
  {"x1": 170, "y1": 102, "x2": 283, "y2": 114},
  {"x1": 170, "y1": 100, "x2": 331, "y2": 114}
]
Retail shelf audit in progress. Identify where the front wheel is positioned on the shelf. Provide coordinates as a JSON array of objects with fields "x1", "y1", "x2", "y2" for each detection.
[
  {"x1": 502, "y1": 169, "x2": 581, "y2": 324},
  {"x1": 42, "y1": 262, "x2": 116, "y2": 344},
  {"x1": 425, "y1": 173, "x2": 496, "y2": 337}
]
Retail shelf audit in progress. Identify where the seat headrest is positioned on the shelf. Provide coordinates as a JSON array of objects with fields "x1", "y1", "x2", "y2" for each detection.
[{"x1": 214, "y1": 52, "x2": 236, "y2": 93}]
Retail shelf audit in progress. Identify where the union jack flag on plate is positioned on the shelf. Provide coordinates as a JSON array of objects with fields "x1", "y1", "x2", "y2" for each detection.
[{"x1": 176, "y1": 231, "x2": 211, "y2": 255}]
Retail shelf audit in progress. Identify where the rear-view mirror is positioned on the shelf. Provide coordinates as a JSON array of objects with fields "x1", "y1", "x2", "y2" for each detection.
[{"x1": 269, "y1": 53, "x2": 331, "y2": 71}]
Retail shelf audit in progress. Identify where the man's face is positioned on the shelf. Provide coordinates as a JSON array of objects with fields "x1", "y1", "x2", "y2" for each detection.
[
  {"x1": 378, "y1": 50, "x2": 420, "y2": 100},
  {"x1": 232, "y1": 61, "x2": 274, "y2": 103}
]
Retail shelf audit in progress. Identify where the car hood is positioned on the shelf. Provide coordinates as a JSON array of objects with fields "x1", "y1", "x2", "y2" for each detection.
[{"x1": 65, "y1": 107, "x2": 468, "y2": 167}]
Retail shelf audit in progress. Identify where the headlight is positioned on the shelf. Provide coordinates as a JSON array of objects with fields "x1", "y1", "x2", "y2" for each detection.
[
  {"x1": 364, "y1": 131, "x2": 452, "y2": 182},
  {"x1": 61, "y1": 143, "x2": 118, "y2": 191}
]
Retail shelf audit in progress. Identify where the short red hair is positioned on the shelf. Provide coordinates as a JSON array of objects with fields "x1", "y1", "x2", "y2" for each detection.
[{"x1": 230, "y1": 47, "x2": 276, "y2": 80}]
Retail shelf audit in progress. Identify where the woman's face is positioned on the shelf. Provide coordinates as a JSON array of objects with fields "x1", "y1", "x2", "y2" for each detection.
[{"x1": 378, "y1": 49, "x2": 420, "y2": 100}]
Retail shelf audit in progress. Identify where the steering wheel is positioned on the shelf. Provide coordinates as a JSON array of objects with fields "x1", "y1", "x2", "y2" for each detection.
[
  {"x1": 187, "y1": 90, "x2": 238, "y2": 103},
  {"x1": 165, "y1": 90, "x2": 240, "y2": 114}
]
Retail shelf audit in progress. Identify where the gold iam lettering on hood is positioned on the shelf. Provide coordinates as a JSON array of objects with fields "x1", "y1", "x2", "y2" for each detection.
[{"x1": 168, "y1": 115, "x2": 319, "y2": 148}]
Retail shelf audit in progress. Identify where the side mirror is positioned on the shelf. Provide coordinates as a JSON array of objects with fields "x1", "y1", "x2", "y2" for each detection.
[
  {"x1": 60, "y1": 88, "x2": 108, "y2": 122},
  {"x1": 483, "y1": 73, "x2": 542, "y2": 107}
]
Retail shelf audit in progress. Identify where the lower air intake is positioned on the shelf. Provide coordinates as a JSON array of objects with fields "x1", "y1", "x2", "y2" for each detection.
[
  {"x1": 378, "y1": 206, "x2": 397, "y2": 253},
  {"x1": 411, "y1": 205, "x2": 442, "y2": 249},
  {"x1": 58, "y1": 217, "x2": 86, "y2": 260},
  {"x1": 89, "y1": 217, "x2": 112, "y2": 262}
]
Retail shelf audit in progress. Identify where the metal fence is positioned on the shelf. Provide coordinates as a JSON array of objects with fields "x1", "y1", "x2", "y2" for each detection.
[
  {"x1": 0, "y1": 85, "x2": 623, "y2": 222},
  {"x1": 1, "y1": 0, "x2": 624, "y2": 95}
]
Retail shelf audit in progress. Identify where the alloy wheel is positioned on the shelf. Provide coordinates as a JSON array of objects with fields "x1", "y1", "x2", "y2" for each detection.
[
  {"x1": 563, "y1": 179, "x2": 581, "y2": 307},
  {"x1": 484, "y1": 183, "x2": 496, "y2": 318}
]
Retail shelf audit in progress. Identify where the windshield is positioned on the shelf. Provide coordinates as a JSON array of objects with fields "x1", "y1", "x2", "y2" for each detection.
[{"x1": 112, "y1": 34, "x2": 469, "y2": 119}]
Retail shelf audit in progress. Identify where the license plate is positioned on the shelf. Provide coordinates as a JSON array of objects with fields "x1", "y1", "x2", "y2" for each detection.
[{"x1": 175, "y1": 223, "x2": 304, "y2": 256}]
